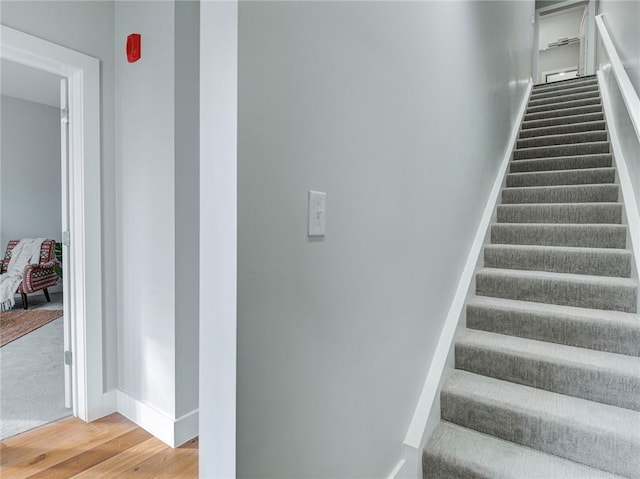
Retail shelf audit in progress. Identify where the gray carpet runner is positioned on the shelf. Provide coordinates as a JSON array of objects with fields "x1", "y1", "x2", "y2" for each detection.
[{"x1": 423, "y1": 76, "x2": 640, "y2": 479}]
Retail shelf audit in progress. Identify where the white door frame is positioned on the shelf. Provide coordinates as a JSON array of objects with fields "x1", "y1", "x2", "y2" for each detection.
[{"x1": 0, "y1": 25, "x2": 104, "y2": 422}]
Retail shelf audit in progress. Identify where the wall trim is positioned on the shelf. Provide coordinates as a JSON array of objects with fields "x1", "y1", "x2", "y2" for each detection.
[
  {"x1": 388, "y1": 459, "x2": 406, "y2": 479},
  {"x1": 595, "y1": 14, "x2": 640, "y2": 142},
  {"x1": 399, "y1": 80, "x2": 533, "y2": 478},
  {"x1": 116, "y1": 389, "x2": 199, "y2": 448},
  {"x1": 0, "y1": 24, "x2": 104, "y2": 423},
  {"x1": 598, "y1": 71, "x2": 640, "y2": 286}
]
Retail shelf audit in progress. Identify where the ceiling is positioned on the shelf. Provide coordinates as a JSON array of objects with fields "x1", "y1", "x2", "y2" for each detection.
[{"x1": 1, "y1": 59, "x2": 62, "y2": 108}]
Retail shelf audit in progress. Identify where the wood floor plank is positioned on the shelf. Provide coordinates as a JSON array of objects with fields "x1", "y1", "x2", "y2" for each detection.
[
  {"x1": 0, "y1": 414, "x2": 197, "y2": 479},
  {"x1": 110, "y1": 438, "x2": 199, "y2": 479},
  {"x1": 0, "y1": 414, "x2": 137, "y2": 477},
  {"x1": 28, "y1": 427, "x2": 152, "y2": 479},
  {"x1": 69, "y1": 437, "x2": 167, "y2": 478}
]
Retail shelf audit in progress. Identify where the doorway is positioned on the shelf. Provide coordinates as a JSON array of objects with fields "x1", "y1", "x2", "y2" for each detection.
[
  {"x1": 0, "y1": 60, "x2": 69, "y2": 438},
  {"x1": 0, "y1": 25, "x2": 105, "y2": 423},
  {"x1": 534, "y1": 0, "x2": 596, "y2": 85}
]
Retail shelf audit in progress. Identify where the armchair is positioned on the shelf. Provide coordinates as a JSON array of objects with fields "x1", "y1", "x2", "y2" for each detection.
[{"x1": 1, "y1": 239, "x2": 59, "y2": 309}]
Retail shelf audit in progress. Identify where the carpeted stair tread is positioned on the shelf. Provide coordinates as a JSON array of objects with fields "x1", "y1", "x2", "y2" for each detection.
[
  {"x1": 483, "y1": 244, "x2": 631, "y2": 277},
  {"x1": 516, "y1": 131, "x2": 607, "y2": 149},
  {"x1": 441, "y1": 370, "x2": 640, "y2": 477},
  {"x1": 528, "y1": 90, "x2": 599, "y2": 107},
  {"x1": 506, "y1": 167, "x2": 615, "y2": 187},
  {"x1": 518, "y1": 120, "x2": 606, "y2": 138},
  {"x1": 522, "y1": 111, "x2": 604, "y2": 129},
  {"x1": 466, "y1": 296, "x2": 640, "y2": 356},
  {"x1": 513, "y1": 141, "x2": 609, "y2": 160},
  {"x1": 509, "y1": 154, "x2": 612, "y2": 173},
  {"x1": 496, "y1": 203, "x2": 622, "y2": 224},
  {"x1": 423, "y1": 421, "x2": 625, "y2": 479},
  {"x1": 526, "y1": 96, "x2": 601, "y2": 115},
  {"x1": 490, "y1": 223, "x2": 626, "y2": 248},
  {"x1": 532, "y1": 77, "x2": 597, "y2": 93},
  {"x1": 501, "y1": 184, "x2": 619, "y2": 204},
  {"x1": 525, "y1": 104, "x2": 602, "y2": 121},
  {"x1": 530, "y1": 84, "x2": 599, "y2": 101},
  {"x1": 475, "y1": 267, "x2": 637, "y2": 312},
  {"x1": 455, "y1": 329, "x2": 640, "y2": 410}
]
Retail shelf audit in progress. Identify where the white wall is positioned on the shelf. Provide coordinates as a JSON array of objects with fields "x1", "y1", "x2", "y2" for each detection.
[
  {"x1": 0, "y1": 0, "x2": 118, "y2": 391},
  {"x1": 225, "y1": 1, "x2": 533, "y2": 477},
  {"x1": 599, "y1": 0, "x2": 640, "y2": 95},
  {"x1": 0, "y1": 95, "x2": 61, "y2": 249},
  {"x1": 115, "y1": 0, "x2": 176, "y2": 417},
  {"x1": 115, "y1": 0, "x2": 199, "y2": 428},
  {"x1": 538, "y1": 6, "x2": 584, "y2": 48},
  {"x1": 539, "y1": 43, "x2": 581, "y2": 82},
  {"x1": 597, "y1": 0, "x2": 640, "y2": 213}
]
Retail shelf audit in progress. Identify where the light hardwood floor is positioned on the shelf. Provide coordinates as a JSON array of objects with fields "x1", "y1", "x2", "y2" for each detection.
[{"x1": 0, "y1": 413, "x2": 198, "y2": 478}]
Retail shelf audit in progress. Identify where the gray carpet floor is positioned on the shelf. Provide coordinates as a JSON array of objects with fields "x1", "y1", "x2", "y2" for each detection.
[
  {"x1": 0, "y1": 291, "x2": 71, "y2": 440},
  {"x1": 423, "y1": 76, "x2": 640, "y2": 478}
]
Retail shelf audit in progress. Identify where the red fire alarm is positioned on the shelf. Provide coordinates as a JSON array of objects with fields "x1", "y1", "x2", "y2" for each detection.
[{"x1": 126, "y1": 33, "x2": 141, "y2": 63}]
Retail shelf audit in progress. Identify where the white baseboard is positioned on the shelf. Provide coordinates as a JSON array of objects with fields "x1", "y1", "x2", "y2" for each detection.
[
  {"x1": 399, "y1": 80, "x2": 534, "y2": 478},
  {"x1": 388, "y1": 459, "x2": 406, "y2": 479},
  {"x1": 116, "y1": 389, "x2": 198, "y2": 448},
  {"x1": 174, "y1": 408, "x2": 199, "y2": 447}
]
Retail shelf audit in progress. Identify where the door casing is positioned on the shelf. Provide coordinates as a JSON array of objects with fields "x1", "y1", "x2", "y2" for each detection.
[{"x1": 0, "y1": 25, "x2": 106, "y2": 422}]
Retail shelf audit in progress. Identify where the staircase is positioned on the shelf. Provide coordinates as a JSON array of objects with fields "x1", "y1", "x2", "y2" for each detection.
[{"x1": 423, "y1": 76, "x2": 640, "y2": 478}]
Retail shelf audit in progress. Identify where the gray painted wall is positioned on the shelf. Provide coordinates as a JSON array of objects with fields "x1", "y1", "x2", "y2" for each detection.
[
  {"x1": 599, "y1": 0, "x2": 640, "y2": 95},
  {"x1": 115, "y1": 0, "x2": 199, "y2": 420},
  {"x1": 115, "y1": 0, "x2": 177, "y2": 417},
  {"x1": 174, "y1": 0, "x2": 200, "y2": 419},
  {"x1": 0, "y1": 1, "x2": 118, "y2": 390},
  {"x1": 234, "y1": 1, "x2": 534, "y2": 477},
  {"x1": 0, "y1": 96, "x2": 61, "y2": 249}
]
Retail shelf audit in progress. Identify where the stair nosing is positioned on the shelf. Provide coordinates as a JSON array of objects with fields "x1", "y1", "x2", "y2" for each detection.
[
  {"x1": 519, "y1": 121, "x2": 607, "y2": 138},
  {"x1": 516, "y1": 131, "x2": 608, "y2": 143},
  {"x1": 529, "y1": 92, "x2": 601, "y2": 105},
  {"x1": 444, "y1": 369, "x2": 640, "y2": 441},
  {"x1": 523, "y1": 111, "x2": 603, "y2": 122},
  {"x1": 510, "y1": 152, "x2": 612, "y2": 163},
  {"x1": 532, "y1": 79, "x2": 598, "y2": 92},
  {"x1": 457, "y1": 328, "x2": 640, "y2": 373},
  {"x1": 504, "y1": 183, "x2": 618, "y2": 191},
  {"x1": 506, "y1": 166, "x2": 615, "y2": 177},
  {"x1": 484, "y1": 243, "x2": 630, "y2": 255},
  {"x1": 467, "y1": 295, "x2": 639, "y2": 321},
  {"x1": 524, "y1": 105, "x2": 603, "y2": 120},
  {"x1": 424, "y1": 421, "x2": 627, "y2": 479},
  {"x1": 526, "y1": 98, "x2": 602, "y2": 113},
  {"x1": 497, "y1": 201, "x2": 622, "y2": 207},
  {"x1": 477, "y1": 266, "x2": 638, "y2": 284},
  {"x1": 514, "y1": 140, "x2": 609, "y2": 153}
]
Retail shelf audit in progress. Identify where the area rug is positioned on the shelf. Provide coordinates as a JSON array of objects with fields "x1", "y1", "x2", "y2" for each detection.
[{"x1": 0, "y1": 310, "x2": 63, "y2": 347}]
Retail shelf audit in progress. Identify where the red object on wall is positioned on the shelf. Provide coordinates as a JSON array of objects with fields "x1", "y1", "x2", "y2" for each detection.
[{"x1": 126, "y1": 33, "x2": 141, "y2": 63}]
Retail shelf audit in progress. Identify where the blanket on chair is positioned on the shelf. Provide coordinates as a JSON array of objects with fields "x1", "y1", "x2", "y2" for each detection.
[{"x1": 0, "y1": 238, "x2": 45, "y2": 312}]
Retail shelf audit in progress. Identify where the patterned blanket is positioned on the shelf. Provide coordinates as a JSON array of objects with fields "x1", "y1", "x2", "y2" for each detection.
[{"x1": 0, "y1": 238, "x2": 45, "y2": 311}]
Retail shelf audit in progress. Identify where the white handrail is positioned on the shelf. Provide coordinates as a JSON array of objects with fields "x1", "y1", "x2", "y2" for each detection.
[{"x1": 595, "y1": 14, "x2": 640, "y2": 142}]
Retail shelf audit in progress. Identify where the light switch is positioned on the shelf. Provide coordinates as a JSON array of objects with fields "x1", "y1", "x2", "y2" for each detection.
[{"x1": 308, "y1": 191, "x2": 326, "y2": 237}]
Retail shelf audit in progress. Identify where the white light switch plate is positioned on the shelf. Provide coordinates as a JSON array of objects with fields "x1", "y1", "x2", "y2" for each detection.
[{"x1": 308, "y1": 191, "x2": 326, "y2": 237}]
